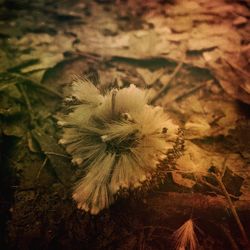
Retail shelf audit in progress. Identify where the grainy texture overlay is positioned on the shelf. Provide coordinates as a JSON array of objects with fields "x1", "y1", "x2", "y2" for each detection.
[{"x1": 0, "y1": 0, "x2": 249, "y2": 249}]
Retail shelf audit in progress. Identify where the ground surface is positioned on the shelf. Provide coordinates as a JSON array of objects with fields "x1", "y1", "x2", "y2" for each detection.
[{"x1": 0, "y1": 0, "x2": 250, "y2": 249}]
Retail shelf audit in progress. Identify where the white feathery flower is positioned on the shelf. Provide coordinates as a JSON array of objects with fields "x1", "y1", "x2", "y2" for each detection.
[
  {"x1": 71, "y1": 77, "x2": 104, "y2": 105},
  {"x1": 73, "y1": 153, "x2": 115, "y2": 214},
  {"x1": 58, "y1": 77, "x2": 181, "y2": 214}
]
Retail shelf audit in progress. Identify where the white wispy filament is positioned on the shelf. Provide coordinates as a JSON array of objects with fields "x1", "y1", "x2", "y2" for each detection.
[
  {"x1": 172, "y1": 219, "x2": 198, "y2": 250},
  {"x1": 58, "y1": 78, "x2": 179, "y2": 214}
]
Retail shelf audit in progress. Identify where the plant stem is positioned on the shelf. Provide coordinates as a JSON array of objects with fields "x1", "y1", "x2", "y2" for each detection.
[
  {"x1": 111, "y1": 89, "x2": 118, "y2": 118},
  {"x1": 36, "y1": 157, "x2": 48, "y2": 179},
  {"x1": 19, "y1": 83, "x2": 35, "y2": 123},
  {"x1": 150, "y1": 61, "x2": 183, "y2": 105},
  {"x1": 44, "y1": 151, "x2": 71, "y2": 158},
  {"x1": 213, "y1": 173, "x2": 250, "y2": 248},
  {"x1": 219, "y1": 224, "x2": 239, "y2": 250},
  {"x1": 10, "y1": 72, "x2": 63, "y2": 98},
  {"x1": 0, "y1": 82, "x2": 17, "y2": 92}
]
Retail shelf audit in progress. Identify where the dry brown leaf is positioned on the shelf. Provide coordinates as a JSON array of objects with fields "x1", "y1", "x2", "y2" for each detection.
[
  {"x1": 203, "y1": 100, "x2": 240, "y2": 136},
  {"x1": 171, "y1": 171, "x2": 196, "y2": 189},
  {"x1": 176, "y1": 141, "x2": 224, "y2": 174},
  {"x1": 166, "y1": 33, "x2": 190, "y2": 42},
  {"x1": 191, "y1": 23, "x2": 239, "y2": 39},
  {"x1": 219, "y1": 79, "x2": 250, "y2": 104},
  {"x1": 8, "y1": 33, "x2": 74, "y2": 81},
  {"x1": 203, "y1": 49, "x2": 222, "y2": 63},
  {"x1": 76, "y1": 29, "x2": 172, "y2": 59},
  {"x1": 203, "y1": 2, "x2": 249, "y2": 17},
  {"x1": 176, "y1": 141, "x2": 246, "y2": 176},
  {"x1": 190, "y1": 14, "x2": 215, "y2": 22},
  {"x1": 233, "y1": 16, "x2": 248, "y2": 26},
  {"x1": 160, "y1": 74, "x2": 171, "y2": 86},
  {"x1": 166, "y1": 16, "x2": 193, "y2": 33},
  {"x1": 210, "y1": 59, "x2": 250, "y2": 104},
  {"x1": 188, "y1": 37, "x2": 237, "y2": 52},
  {"x1": 136, "y1": 68, "x2": 165, "y2": 86},
  {"x1": 164, "y1": 1, "x2": 202, "y2": 16},
  {"x1": 173, "y1": 95, "x2": 241, "y2": 137}
]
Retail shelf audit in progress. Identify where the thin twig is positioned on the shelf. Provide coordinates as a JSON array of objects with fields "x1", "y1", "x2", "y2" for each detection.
[
  {"x1": 219, "y1": 224, "x2": 239, "y2": 250},
  {"x1": 198, "y1": 177, "x2": 238, "y2": 200},
  {"x1": 10, "y1": 72, "x2": 63, "y2": 98},
  {"x1": 222, "y1": 57, "x2": 250, "y2": 79},
  {"x1": 36, "y1": 157, "x2": 48, "y2": 179},
  {"x1": 74, "y1": 51, "x2": 104, "y2": 62},
  {"x1": 19, "y1": 84, "x2": 32, "y2": 112},
  {"x1": 212, "y1": 172, "x2": 250, "y2": 248},
  {"x1": 174, "y1": 82, "x2": 207, "y2": 103},
  {"x1": 0, "y1": 82, "x2": 17, "y2": 92},
  {"x1": 111, "y1": 89, "x2": 118, "y2": 118},
  {"x1": 18, "y1": 83, "x2": 35, "y2": 122},
  {"x1": 150, "y1": 61, "x2": 184, "y2": 105},
  {"x1": 44, "y1": 151, "x2": 71, "y2": 158}
]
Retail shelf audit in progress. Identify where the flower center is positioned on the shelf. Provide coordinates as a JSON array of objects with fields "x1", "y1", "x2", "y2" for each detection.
[{"x1": 102, "y1": 131, "x2": 139, "y2": 155}]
